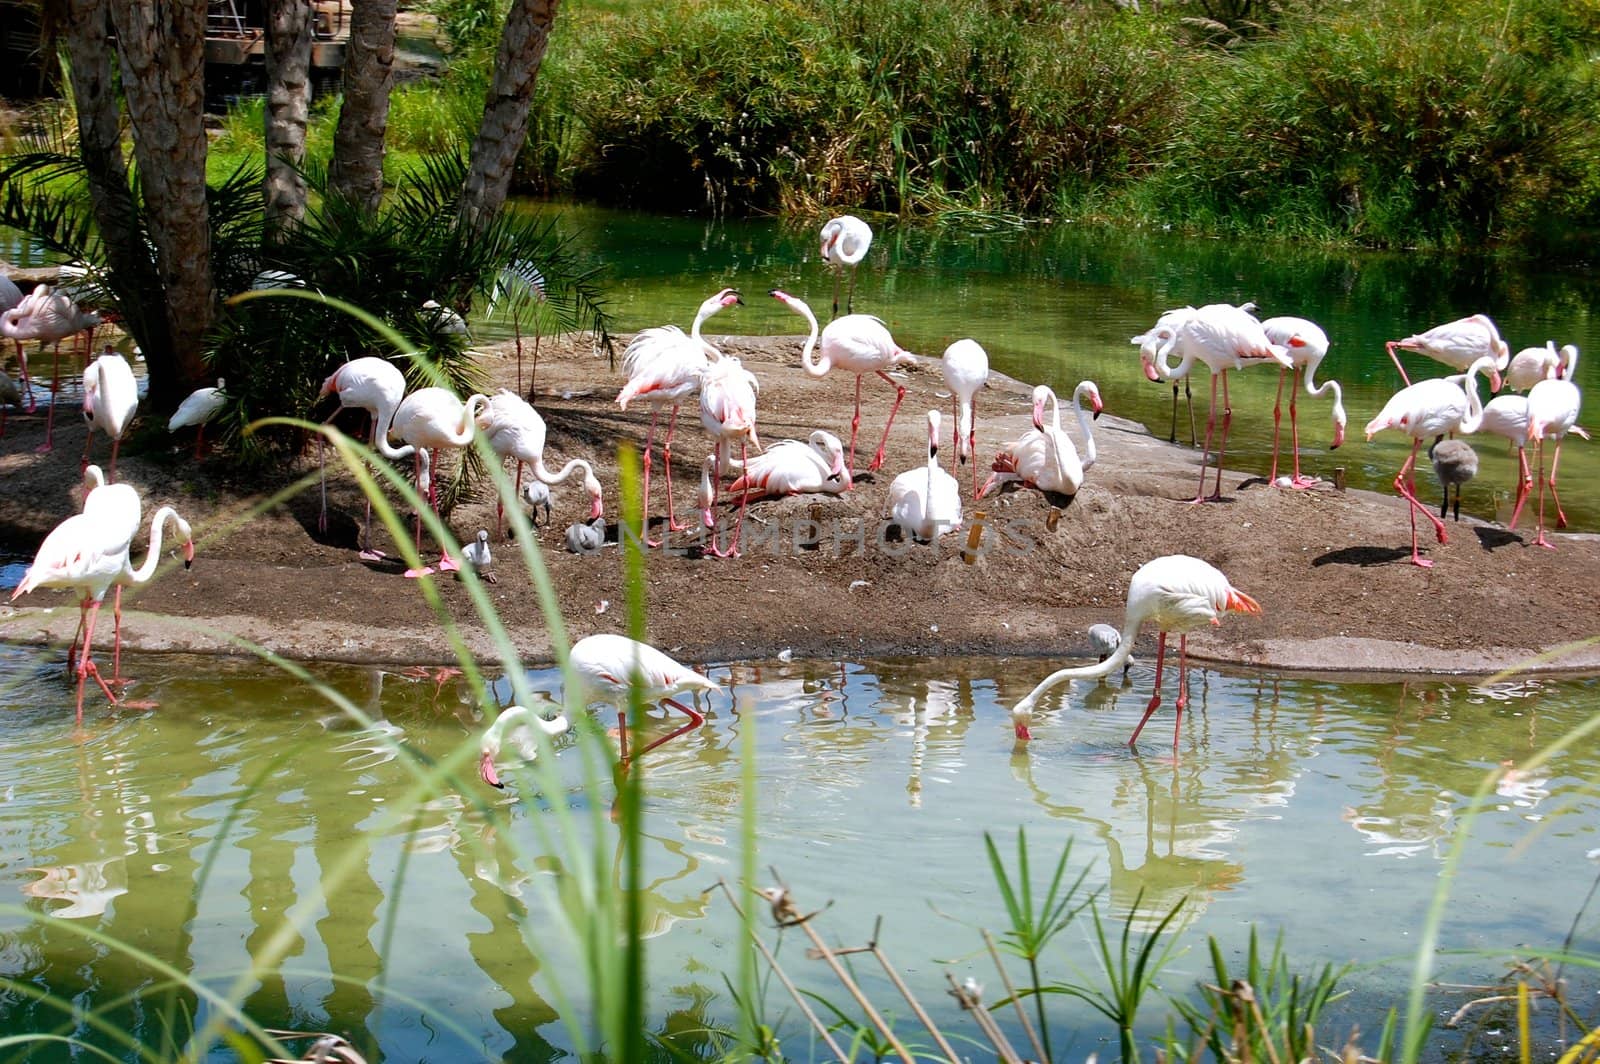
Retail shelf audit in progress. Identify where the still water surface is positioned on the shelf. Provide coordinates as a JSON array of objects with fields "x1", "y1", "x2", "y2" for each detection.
[{"x1": 1, "y1": 647, "x2": 1595, "y2": 1060}]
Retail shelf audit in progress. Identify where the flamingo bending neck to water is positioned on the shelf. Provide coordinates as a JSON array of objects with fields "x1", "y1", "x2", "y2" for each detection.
[
  {"x1": 820, "y1": 214, "x2": 873, "y2": 318},
  {"x1": 479, "y1": 705, "x2": 572, "y2": 787}
]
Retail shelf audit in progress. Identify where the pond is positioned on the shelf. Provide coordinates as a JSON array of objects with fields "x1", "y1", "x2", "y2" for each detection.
[{"x1": 1, "y1": 646, "x2": 1595, "y2": 1060}]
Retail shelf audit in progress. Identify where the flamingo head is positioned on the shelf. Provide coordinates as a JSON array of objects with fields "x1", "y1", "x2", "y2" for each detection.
[
  {"x1": 1011, "y1": 700, "x2": 1033, "y2": 742},
  {"x1": 176, "y1": 516, "x2": 195, "y2": 569},
  {"x1": 1488, "y1": 368, "x2": 1504, "y2": 394},
  {"x1": 715, "y1": 287, "x2": 743, "y2": 310},
  {"x1": 811, "y1": 430, "x2": 849, "y2": 485},
  {"x1": 1083, "y1": 382, "x2": 1104, "y2": 419},
  {"x1": 820, "y1": 222, "x2": 839, "y2": 258},
  {"x1": 479, "y1": 749, "x2": 503, "y2": 789},
  {"x1": 1030, "y1": 384, "x2": 1051, "y2": 430}
]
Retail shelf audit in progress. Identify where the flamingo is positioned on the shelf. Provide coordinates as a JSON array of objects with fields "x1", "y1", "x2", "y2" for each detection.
[
  {"x1": 318, "y1": 356, "x2": 417, "y2": 560},
  {"x1": 1363, "y1": 354, "x2": 1496, "y2": 567},
  {"x1": 941, "y1": 339, "x2": 989, "y2": 494},
  {"x1": 1472, "y1": 393, "x2": 1535, "y2": 527},
  {"x1": 1009, "y1": 554, "x2": 1261, "y2": 751},
  {"x1": 1257, "y1": 316, "x2": 1347, "y2": 488},
  {"x1": 1140, "y1": 303, "x2": 1292, "y2": 502},
  {"x1": 1505, "y1": 342, "x2": 1563, "y2": 392},
  {"x1": 769, "y1": 288, "x2": 918, "y2": 475},
  {"x1": 1524, "y1": 344, "x2": 1586, "y2": 550},
  {"x1": 698, "y1": 353, "x2": 761, "y2": 557},
  {"x1": 478, "y1": 705, "x2": 572, "y2": 787},
  {"x1": 1132, "y1": 305, "x2": 1200, "y2": 446},
  {"x1": 820, "y1": 214, "x2": 873, "y2": 318},
  {"x1": 109, "y1": 505, "x2": 195, "y2": 687},
  {"x1": 0, "y1": 368, "x2": 21, "y2": 437},
  {"x1": 726, "y1": 430, "x2": 850, "y2": 500},
  {"x1": 979, "y1": 382, "x2": 1103, "y2": 504},
  {"x1": 560, "y1": 633, "x2": 720, "y2": 774},
  {"x1": 0, "y1": 275, "x2": 29, "y2": 411},
  {"x1": 1428, "y1": 439, "x2": 1478, "y2": 522},
  {"x1": 167, "y1": 378, "x2": 226, "y2": 458},
  {"x1": 616, "y1": 288, "x2": 743, "y2": 541},
  {"x1": 422, "y1": 299, "x2": 469, "y2": 337},
  {"x1": 1087, "y1": 623, "x2": 1132, "y2": 680},
  {"x1": 476, "y1": 389, "x2": 603, "y2": 539},
  {"x1": 2, "y1": 284, "x2": 101, "y2": 451},
  {"x1": 889, "y1": 410, "x2": 962, "y2": 542},
  {"x1": 81, "y1": 350, "x2": 138, "y2": 479},
  {"x1": 1386, "y1": 314, "x2": 1510, "y2": 392},
  {"x1": 389, "y1": 387, "x2": 492, "y2": 577}
]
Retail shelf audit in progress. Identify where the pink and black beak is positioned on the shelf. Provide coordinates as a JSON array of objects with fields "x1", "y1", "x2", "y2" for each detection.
[
  {"x1": 1032, "y1": 395, "x2": 1047, "y2": 431},
  {"x1": 480, "y1": 751, "x2": 503, "y2": 789},
  {"x1": 183, "y1": 540, "x2": 195, "y2": 570},
  {"x1": 827, "y1": 448, "x2": 848, "y2": 484},
  {"x1": 589, "y1": 495, "x2": 604, "y2": 521}
]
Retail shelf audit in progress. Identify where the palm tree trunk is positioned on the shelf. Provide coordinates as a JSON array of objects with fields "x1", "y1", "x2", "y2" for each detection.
[
  {"x1": 328, "y1": 0, "x2": 396, "y2": 212},
  {"x1": 107, "y1": 0, "x2": 214, "y2": 405},
  {"x1": 264, "y1": 0, "x2": 314, "y2": 237},
  {"x1": 458, "y1": 0, "x2": 559, "y2": 233}
]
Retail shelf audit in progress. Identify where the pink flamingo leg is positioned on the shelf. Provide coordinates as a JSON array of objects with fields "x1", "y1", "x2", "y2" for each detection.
[
  {"x1": 969, "y1": 396, "x2": 980, "y2": 498},
  {"x1": 639, "y1": 407, "x2": 660, "y2": 545},
  {"x1": 434, "y1": 447, "x2": 460, "y2": 573},
  {"x1": 107, "y1": 435, "x2": 122, "y2": 482},
  {"x1": 1393, "y1": 441, "x2": 1446, "y2": 567},
  {"x1": 1385, "y1": 341, "x2": 1414, "y2": 387},
  {"x1": 1191, "y1": 373, "x2": 1221, "y2": 503},
  {"x1": 1506, "y1": 447, "x2": 1532, "y2": 529},
  {"x1": 1269, "y1": 369, "x2": 1287, "y2": 483},
  {"x1": 631, "y1": 696, "x2": 708, "y2": 760},
  {"x1": 707, "y1": 442, "x2": 748, "y2": 558},
  {"x1": 110, "y1": 585, "x2": 126, "y2": 686},
  {"x1": 1288, "y1": 370, "x2": 1317, "y2": 487},
  {"x1": 1210, "y1": 371, "x2": 1233, "y2": 500},
  {"x1": 17, "y1": 343, "x2": 37, "y2": 412},
  {"x1": 75, "y1": 598, "x2": 121, "y2": 726},
  {"x1": 192, "y1": 422, "x2": 206, "y2": 460},
  {"x1": 664, "y1": 407, "x2": 687, "y2": 532},
  {"x1": 846, "y1": 376, "x2": 864, "y2": 473},
  {"x1": 404, "y1": 451, "x2": 436, "y2": 578},
  {"x1": 1173, "y1": 634, "x2": 1190, "y2": 752},
  {"x1": 950, "y1": 395, "x2": 961, "y2": 478},
  {"x1": 36, "y1": 341, "x2": 60, "y2": 453},
  {"x1": 868, "y1": 369, "x2": 906, "y2": 473},
  {"x1": 1531, "y1": 439, "x2": 1555, "y2": 550},
  {"x1": 1128, "y1": 631, "x2": 1168, "y2": 746},
  {"x1": 1548, "y1": 438, "x2": 1568, "y2": 530}
]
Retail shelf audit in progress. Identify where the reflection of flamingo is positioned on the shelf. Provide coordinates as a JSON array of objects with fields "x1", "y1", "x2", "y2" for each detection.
[
  {"x1": 318, "y1": 356, "x2": 417, "y2": 560},
  {"x1": 4, "y1": 285, "x2": 102, "y2": 451},
  {"x1": 390, "y1": 387, "x2": 492, "y2": 577},
  {"x1": 476, "y1": 389, "x2": 603, "y2": 538},
  {"x1": 1257, "y1": 316, "x2": 1346, "y2": 488},
  {"x1": 726, "y1": 430, "x2": 850, "y2": 500},
  {"x1": 167, "y1": 378, "x2": 226, "y2": 458},
  {"x1": 699, "y1": 354, "x2": 761, "y2": 557},
  {"x1": 1009, "y1": 554, "x2": 1261, "y2": 751},
  {"x1": 81, "y1": 351, "x2": 138, "y2": 479},
  {"x1": 1525, "y1": 344, "x2": 1586, "y2": 550},
  {"x1": 1505, "y1": 342, "x2": 1561, "y2": 392},
  {"x1": 1139, "y1": 303, "x2": 1292, "y2": 501},
  {"x1": 820, "y1": 214, "x2": 873, "y2": 317},
  {"x1": 617, "y1": 288, "x2": 743, "y2": 538},
  {"x1": 980, "y1": 382, "x2": 1102, "y2": 503},
  {"x1": 1363, "y1": 355, "x2": 1494, "y2": 567},
  {"x1": 1473, "y1": 394, "x2": 1534, "y2": 527},
  {"x1": 479, "y1": 705, "x2": 571, "y2": 787},
  {"x1": 1386, "y1": 314, "x2": 1510, "y2": 391},
  {"x1": 567, "y1": 634, "x2": 720, "y2": 771},
  {"x1": 771, "y1": 288, "x2": 917, "y2": 474},
  {"x1": 889, "y1": 410, "x2": 962, "y2": 542},
  {"x1": 941, "y1": 339, "x2": 989, "y2": 494}
]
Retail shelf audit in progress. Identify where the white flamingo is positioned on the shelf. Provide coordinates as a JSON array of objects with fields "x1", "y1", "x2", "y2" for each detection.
[
  {"x1": 1471, "y1": 394, "x2": 1535, "y2": 527},
  {"x1": 167, "y1": 378, "x2": 227, "y2": 459},
  {"x1": 0, "y1": 274, "x2": 29, "y2": 410},
  {"x1": 318, "y1": 357, "x2": 418, "y2": 560},
  {"x1": 476, "y1": 389, "x2": 603, "y2": 538},
  {"x1": 1258, "y1": 316, "x2": 1346, "y2": 488},
  {"x1": 770, "y1": 288, "x2": 917, "y2": 474},
  {"x1": 889, "y1": 410, "x2": 962, "y2": 542},
  {"x1": 1139, "y1": 303, "x2": 1292, "y2": 501},
  {"x1": 81, "y1": 350, "x2": 138, "y2": 480},
  {"x1": 479, "y1": 705, "x2": 572, "y2": 787},
  {"x1": 726, "y1": 430, "x2": 850, "y2": 500},
  {"x1": 941, "y1": 338, "x2": 989, "y2": 494},
  {"x1": 1386, "y1": 313, "x2": 1510, "y2": 392},
  {"x1": 1505, "y1": 342, "x2": 1563, "y2": 392},
  {"x1": 556, "y1": 634, "x2": 721, "y2": 775},
  {"x1": 616, "y1": 288, "x2": 743, "y2": 540},
  {"x1": 820, "y1": 214, "x2": 873, "y2": 317},
  {"x1": 699, "y1": 353, "x2": 761, "y2": 557},
  {"x1": 1524, "y1": 344, "x2": 1586, "y2": 550},
  {"x1": 390, "y1": 387, "x2": 492, "y2": 577},
  {"x1": 1364, "y1": 355, "x2": 1496, "y2": 567},
  {"x1": 1132, "y1": 305, "x2": 1200, "y2": 445},
  {"x1": 1009, "y1": 555, "x2": 1261, "y2": 751},
  {"x1": 3, "y1": 284, "x2": 102, "y2": 451},
  {"x1": 979, "y1": 382, "x2": 1102, "y2": 503}
]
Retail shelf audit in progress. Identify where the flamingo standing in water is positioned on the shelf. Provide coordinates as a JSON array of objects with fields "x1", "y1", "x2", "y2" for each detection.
[
  {"x1": 888, "y1": 410, "x2": 962, "y2": 542},
  {"x1": 476, "y1": 389, "x2": 604, "y2": 538},
  {"x1": 2, "y1": 284, "x2": 101, "y2": 451},
  {"x1": 1009, "y1": 554, "x2": 1261, "y2": 751},
  {"x1": 1471, "y1": 394, "x2": 1535, "y2": 527},
  {"x1": 726, "y1": 430, "x2": 850, "y2": 500},
  {"x1": 318, "y1": 356, "x2": 417, "y2": 560},
  {"x1": 390, "y1": 387, "x2": 492, "y2": 577},
  {"x1": 698, "y1": 352, "x2": 761, "y2": 557},
  {"x1": 616, "y1": 288, "x2": 743, "y2": 541},
  {"x1": 479, "y1": 705, "x2": 572, "y2": 787},
  {"x1": 941, "y1": 339, "x2": 989, "y2": 494},
  {"x1": 81, "y1": 350, "x2": 138, "y2": 479},
  {"x1": 979, "y1": 381, "x2": 1102, "y2": 504},
  {"x1": 1257, "y1": 316, "x2": 1346, "y2": 488},
  {"x1": 770, "y1": 288, "x2": 918, "y2": 475},
  {"x1": 167, "y1": 378, "x2": 226, "y2": 459},
  {"x1": 1139, "y1": 303, "x2": 1292, "y2": 501},
  {"x1": 1386, "y1": 314, "x2": 1510, "y2": 391},
  {"x1": 1364, "y1": 355, "x2": 1496, "y2": 567},
  {"x1": 1505, "y1": 342, "x2": 1563, "y2": 392},
  {"x1": 1524, "y1": 344, "x2": 1586, "y2": 550},
  {"x1": 820, "y1": 214, "x2": 873, "y2": 318}
]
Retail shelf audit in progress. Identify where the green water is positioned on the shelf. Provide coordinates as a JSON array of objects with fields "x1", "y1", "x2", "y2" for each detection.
[
  {"x1": 1, "y1": 646, "x2": 1595, "y2": 1061},
  {"x1": 490, "y1": 205, "x2": 1600, "y2": 531}
]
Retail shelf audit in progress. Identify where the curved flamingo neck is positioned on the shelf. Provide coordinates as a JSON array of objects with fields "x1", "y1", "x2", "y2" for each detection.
[
  {"x1": 793, "y1": 300, "x2": 826, "y2": 377},
  {"x1": 1456, "y1": 358, "x2": 1494, "y2": 434},
  {"x1": 372, "y1": 394, "x2": 416, "y2": 460},
  {"x1": 1072, "y1": 388, "x2": 1098, "y2": 468},
  {"x1": 1154, "y1": 332, "x2": 1195, "y2": 381},
  {"x1": 441, "y1": 394, "x2": 490, "y2": 446},
  {"x1": 125, "y1": 508, "x2": 188, "y2": 585},
  {"x1": 533, "y1": 455, "x2": 593, "y2": 486},
  {"x1": 1014, "y1": 613, "x2": 1142, "y2": 713}
]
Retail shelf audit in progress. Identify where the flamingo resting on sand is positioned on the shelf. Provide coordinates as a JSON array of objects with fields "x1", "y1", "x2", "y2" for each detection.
[
  {"x1": 770, "y1": 288, "x2": 917, "y2": 475},
  {"x1": 479, "y1": 705, "x2": 572, "y2": 787},
  {"x1": 2, "y1": 284, "x2": 101, "y2": 451},
  {"x1": 617, "y1": 288, "x2": 743, "y2": 542},
  {"x1": 82, "y1": 350, "x2": 139, "y2": 479},
  {"x1": 726, "y1": 430, "x2": 850, "y2": 500},
  {"x1": 476, "y1": 389, "x2": 603, "y2": 539},
  {"x1": 318, "y1": 356, "x2": 417, "y2": 560},
  {"x1": 698, "y1": 352, "x2": 761, "y2": 557},
  {"x1": 941, "y1": 339, "x2": 989, "y2": 495},
  {"x1": 1364, "y1": 354, "x2": 1496, "y2": 567},
  {"x1": 1257, "y1": 316, "x2": 1346, "y2": 488},
  {"x1": 980, "y1": 382, "x2": 1102, "y2": 504},
  {"x1": 168, "y1": 378, "x2": 226, "y2": 459},
  {"x1": 820, "y1": 214, "x2": 873, "y2": 318},
  {"x1": 1524, "y1": 344, "x2": 1586, "y2": 550},
  {"x1": 389, "y1": 387, "x2": 491, "y2": 577},
  {"x1": 889, "y1": 410, "x2": 962, "y2": 542},
  {"x1": 1009, "y1": 554, "x2": 1261, "y2": 751},
  {"x1": 1386, "y1": 314, "x2": 1510, "y2": 392}
]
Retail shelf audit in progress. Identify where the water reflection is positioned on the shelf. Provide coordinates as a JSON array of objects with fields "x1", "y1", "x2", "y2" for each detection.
[{"x1": 0, "y1": 651, "x2": 1597, "y2": 1059}]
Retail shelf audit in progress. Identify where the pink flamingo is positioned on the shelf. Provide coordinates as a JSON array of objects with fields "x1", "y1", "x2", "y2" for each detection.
[
  {"x1": 1364, "y1": 354, "x2": 1496, "y2": 567},
  {"x1": 699, "y1": 353, "x2": 761, "y2": 557},
  {"x1": 167, "y1": 378, "x2": 226, "y2": 459},
  {"x1": 770, "y1": 288, "x2": 918, "y2": 475},
  {"x1": 726, "y1": 430, "x2": 850, "y2": 500},
  {"x1": 820, "y1": 214, "x2": 873, "y2": 318},
  {"x1": 1524, "y1": 344, "x2": 1586, "y2": 550},
  {"x1": 1258, "y1": 316, "x2": 1347, "y2": 488},
  {"x1": 1473, "y1": 394, "x2": 1535, "y2": 528},
  {"x1": 1, "y1": 284, "x2": 101, "y2": 451},
  {"x1": 81, "y1": 350, "x2": 138, "y2": 479},
  {"x1": 941, "y1": 339, "x2": 989, "y2": 495},
  {"x1": 319, "y1": 356, "x2": 417, "y2": 561},
  {"x1": 1505, "y1": 342, "x2": 1562, "y2": 392},
  {"x1": 616, "y1": 288, "x2": 743, "y2": 541},
  {"x1": 475, "y1": 389, "x2": 604, "y2": 538},
  {"x1": 1009, "y1": 554, "x2": 1261, "y2": 751},
  {"x1": 389, "y1": 387, "x2": 491, "y2": 577},
  {"x1": 979, "y1": 382, "x2": 1102, "y2": 503},
  {"x1": 1138, "y1": 303, "x2": 1292, "y2": 501},
  {"x1": 0, "y1": 275, "x2": 28, "y2": 412},
  {"x1": 1386, "y1": 314, "x2": 1510, "y2": 392}
]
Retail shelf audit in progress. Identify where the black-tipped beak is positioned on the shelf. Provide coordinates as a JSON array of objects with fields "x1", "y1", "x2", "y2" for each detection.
[
  {"x1": 1093, "y1": 409, "x2": 1102, "y2": 420},
  {"x1": 827, "y1": 472, "x2": 841, "y2": 483}
]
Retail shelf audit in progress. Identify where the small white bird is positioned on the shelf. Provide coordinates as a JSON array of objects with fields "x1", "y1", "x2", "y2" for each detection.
[
  {"x1": 422, "y1": 299, "x2": 469, "y2": 337},
  {"x1": 521, "y1": 479, "x2": 553, "y2": 526},
  {"x1": 462, "y1": 528, "x2": 495, "y2": 583},
  {"x1": 167, "y1": 378, "x2": 227, "y2": 458},
  {"x1": 1086, "y1": 623, "x2": 1132, "y2": 679}
]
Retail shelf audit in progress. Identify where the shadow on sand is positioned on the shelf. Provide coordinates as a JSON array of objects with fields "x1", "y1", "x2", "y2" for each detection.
[{"x1": 1312, "y1": 545, "x2": 1416, "y2": 568}]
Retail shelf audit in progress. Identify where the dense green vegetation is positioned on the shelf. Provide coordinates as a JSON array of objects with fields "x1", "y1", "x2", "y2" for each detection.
[{"x1": 267, "y1": 0, "x2": 1600, "y2": 252}]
